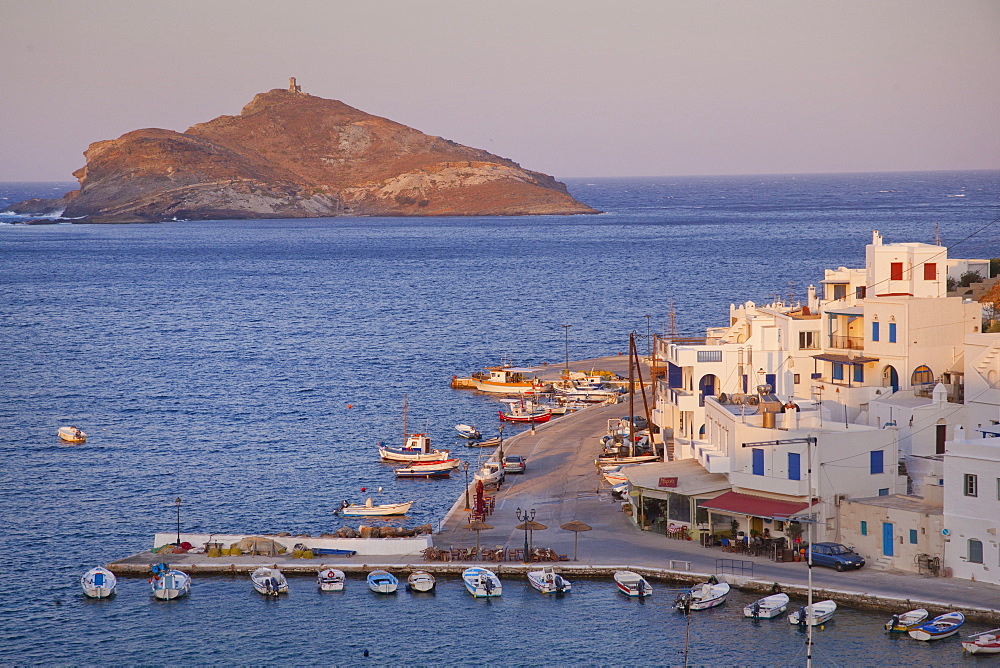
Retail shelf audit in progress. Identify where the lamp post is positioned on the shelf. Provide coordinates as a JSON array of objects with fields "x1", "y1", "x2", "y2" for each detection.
[
  {"x1": 560, "y1": 324, "x2": 572, "y2": 378},
  {"x1": 463, "y1": 462, "x2": 471, "y2": 510},
  {"x1": 175, "y1": 497, "x2": 182, "y2": 545},
  {"x1": 498, "y1": 422, "x2": 505, "y2": 464},
  {"x1": 644, "y1": 314, "x2": 652, "y2": 358},
  {"x1": 516, "y1": 507, "x2": 534, "y2": 561}
]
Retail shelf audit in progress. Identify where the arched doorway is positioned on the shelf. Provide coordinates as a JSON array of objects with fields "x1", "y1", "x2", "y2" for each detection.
[
  {"x1": 883, "y1": 366, "x2": 899, "y2": 392},
  {"x1": 699, "y1": 374, "x2": 718, "y2": 407},
  {"x1": 911, "y1": 365, "x2": 933, "y2": 385}
]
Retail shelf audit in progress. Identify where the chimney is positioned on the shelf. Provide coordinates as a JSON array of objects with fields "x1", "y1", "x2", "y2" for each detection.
[{"x1": 872, "y1": 230, "x2": 883, "y2": 246}]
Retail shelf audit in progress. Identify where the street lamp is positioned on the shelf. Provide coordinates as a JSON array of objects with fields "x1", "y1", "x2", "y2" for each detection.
[
  {"x1": 463, "y1": 461, "x2": 471, "y2": 511},
  {"x1": 644, "y1": 315, "x2": 652, "y2": 358},
  {"x1": 560, "y1": 324, "x2": 572, "y2": 378},
  {"x1": 516, "y1": 507, "x2": 535, "y2": 561},
  {"x1": 498, "y1": 422, "x2": 505, "y2": 464},
  {"x1": 175, "y1": 497, "x2": 182, "y2": 545}
]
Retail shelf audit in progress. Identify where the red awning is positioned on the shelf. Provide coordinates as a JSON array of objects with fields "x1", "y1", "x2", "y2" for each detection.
[{"x1": 701, "y1": 491, "x2": 809, "y2": 519}]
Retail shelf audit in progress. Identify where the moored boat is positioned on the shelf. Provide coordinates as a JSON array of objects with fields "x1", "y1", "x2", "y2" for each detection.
[
  {"x1": 58, "y1": 426, "x2": 86, "y2": 443},
  {"x1": 395, "y1": 459, "x2": 459, "y2": 478},
  {"x1": 884, "y1": 608, "x2": 928, "y2": 632},
  {"x1": 367, "y1": 570, "x2": 398, "y2": 594},
  {"x1": 527, "y1": 566, "x2": 571, "y2": 594},
  {"x1": 378, "y1": 396, "x2": 450, "y2": 462},
  {"x1": 337, "y1": 498, "x2": 413, "y2": 516},
  {"x1": 465, "y1": 436, "x2": 501, "y2": 448},
  {"x1": 614, "y1": 570, "x2": 652, "y2": 598},
  {"x1": 251, "y1": 566, "x2": 288, "y2": 596},
  {"x1": 908, "y1": 611, "x2": 965, "y2": 641},
  {"x1": 407, "y1": 570, "x2": 436, "y2": 592},
  {"x1": 677, "y1": 580, "x2": 730, "y2": 611},
  {"x1": 317, "y1": 568, "x2": 345, "y2": 591},
  {"x1": 465, "y1": 365, "x2": 552, "y2": 395},
  {"x1": 455, "y1": 424, "x2": 481, "y2": 439},
  {"x1": 80, "y1": 566, "x2": 117, "y2": 598},
  {"x1": 462, "y1": 567, "x2": 502, "y2": 597},
  {"x1": 743, "y1": 593, "x2": 790, "y2": 619},
  {"x1": 499, "y1": 398, "x2": 552, "y2": 423},
  {"x1": 788, "y1": 600, "x2": 836, "y2": 626},
  {"x1": 150, "y1": 563, "x2": 191, "y2": 601},
  {"x1": 962, "y1": 629, "x2": 1000, "y2": 654}
]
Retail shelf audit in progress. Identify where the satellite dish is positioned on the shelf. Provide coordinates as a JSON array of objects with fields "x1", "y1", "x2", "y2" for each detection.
[
  {"x1": 732, "y1": 393, "x2": 746, "y2": 405},
  {"x1": 747, "y1": 396, "x2": 760, "y2": 406},
  {"x1": 718, "y1": 393, "x2": 729, "y2": 404}
]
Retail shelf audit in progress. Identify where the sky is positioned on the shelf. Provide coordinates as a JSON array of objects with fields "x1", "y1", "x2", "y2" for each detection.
[{"x1": 1, "y1": 0, "x2": 998, "y2": 181}]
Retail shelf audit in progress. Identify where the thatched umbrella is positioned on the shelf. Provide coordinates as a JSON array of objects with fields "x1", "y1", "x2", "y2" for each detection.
[
  {"x1": 560, "y1": 520, "x2": 593, "y2": 561},
  {"x1": 465, "y1": 519, "x2": 493, "y2": 559},
  {"x1": 515, "y1": 519, "x2": 548, "y2": 554}
]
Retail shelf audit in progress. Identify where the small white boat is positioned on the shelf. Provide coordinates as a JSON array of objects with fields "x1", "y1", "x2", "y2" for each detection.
[
  {"x1": 884, "y1": 608, "x2": 928, "y2": 632},
  {"x1": 473, "y1": 461, "x2": 505, "y2": 486},
  {"x1": 80, "y1": 566, "x2": 117, "y2": 598},
  {"x1": 251, "y1": 567, "x2": 288, "y2": 596},
  {"x1": 908, "y1": 611, "x2": 965, "y2": 641},
  {"x1": 465, "y1": 436, "x2": 501, "y2": 448},
  {"x1": 963, "y1": 629, "x2": 1000, "y2": 655},
  {"x1": 788, "y1": 600, "x2": 837, "y2": 626},
  {"x1": 378, "y1": 433, "x2": 450, "y2": 463},
  {"x1": 614, "y1": 570, "x2": 652, "y2": 598},
  {"x1": 744, "y1": 593, "x2": 789, "y2": 619},
  {"x1": 499, "y1": 397, "x2": 552, "y2": 423},
  {"x1": 58, "y1": 426, "x2": 86, "y2": 443},
  {"x1": 678, "y1": 581, "x2": 730, "y2": 611},
  {"x1": 463, "y1": 567, "x2": 502, "y2": 598},
  {"x1": 407, "y1": 570, "x2": 436, "y2": 592},
  {"x1": 395, "y1": 460, "x2": 456, "y2": 478},
  {"x1": 317, "y1": 568, "x2": 345, "y2": 591},
  {"x1": 150, "y1": 563, "x2": 191, "y2": 600},
  {"x1": 337, "y1": 498, "x2": 413, "y2": 516},
  {"x1": 455, "y1": 424, "x2": 482, "y2": 439},
  {"x1": 527, "y1": 566, "x2": 571, "y2": 594},
  {"x1": 595, "y1": 454, "x2": 659, "y2": 466},
  {"x1": 367, "y1": 570, "x2": 398, "y2": 594}
]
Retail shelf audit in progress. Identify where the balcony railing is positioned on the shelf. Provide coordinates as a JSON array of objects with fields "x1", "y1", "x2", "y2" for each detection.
[
  {"x1": 829, "y1": 335, "x2": 864, "y2": 350},
  {"x1": 697, "y1": 350, "x2": 722, "y2": 363}
]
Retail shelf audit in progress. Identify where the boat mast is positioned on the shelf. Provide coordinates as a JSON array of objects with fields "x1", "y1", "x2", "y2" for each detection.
[
  {"x1": 402, "y1": 394, "x2": 408, "y2": 442},
  {"x1": 628, "y1": 332, "x2": 635, "y2": 458}
]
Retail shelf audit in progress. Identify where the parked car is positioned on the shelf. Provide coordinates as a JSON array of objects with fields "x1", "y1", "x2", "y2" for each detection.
[
  {"x1": 620, "y1": 415, "x2": 648, "y2": 431},
  {"x1": 502, "y1": 455, "x2": 526, "y2": 473},
  {"x1": 808, "y1": 542, "x2": 865, "y2": 571}
]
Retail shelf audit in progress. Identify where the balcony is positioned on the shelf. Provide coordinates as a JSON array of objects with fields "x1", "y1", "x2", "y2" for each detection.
[{"x1": 829, "y1": 335, "x2": 864, "y2": 350}]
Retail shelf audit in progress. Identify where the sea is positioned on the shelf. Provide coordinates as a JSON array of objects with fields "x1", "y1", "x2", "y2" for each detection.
[{"x1": 1, "y1": 171, "x2": 998, "y2": 664}]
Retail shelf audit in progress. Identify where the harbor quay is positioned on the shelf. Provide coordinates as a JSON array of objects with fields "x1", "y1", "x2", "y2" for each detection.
[{"x1": 108, "y1": 355, "x2": 1000, "y2": 623}]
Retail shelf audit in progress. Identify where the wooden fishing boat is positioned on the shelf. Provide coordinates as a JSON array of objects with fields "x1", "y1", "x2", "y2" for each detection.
[
  {"x1": 962, "y1": 629, "x2": 1000, "y2": 654},
  {"x1": 337, "y1": 498, "x2": 413, "y2": 516},
  {"x1": 407, "y1": 570, "x2": 436, "y2": 592},
  {"x1": 455, "y1": 424, "x2": 481, "y2": 439},
  {"x1": 614, "y1": 570, "x2": 652, "y2": 598},
  {"x1": 80, "y1": 566, "x2": 117, "y2": 598},
  {"x1": 378, "y1": 396, "x2": 450, "y2": 462},
  {"x1": 498, "y1": 397, "x2": 553, "y2": 423},
  {"x1": 465, "y1": 436, "x2": 502, "y2": 448},
  {"x1": 317, "y1": 568, "x2": 345, "y2": 592},
  {"x1": 367, "y1": 570, "x2": 398, "y2": 594},
  {"x1": 462, "y1": 567, "x2": 502, "y2": 598},
  {"x1": 527, "y1": 566, "x2": 571, "y2": 594},
  {"x1": 58, "y1": 426, "x2": 86, "y2": 443},
  {"x1": 908, "y1": 611, "x2": 965, "y2": 641},
  {"x1": 678, "y1": 581, "x2": 730, "y2": 611},
  {"x1": 788, "y1": 600, "x2": 836, "y2": 626},
  {"x1": 251, "y1": 567, "x2": 288, "y2": 596},
  {"x1": 744, "y1": 593, "x2": 790, "y2": 619},
  {"x1": 466, "y1": 365, "x2": 552, "y2": 395},
  {"x1": 149, "y1": 563, "x2": 191, "y2": 600},
  {"x1": 884, "y1": 608, "x2": 928, "y2": 632}
]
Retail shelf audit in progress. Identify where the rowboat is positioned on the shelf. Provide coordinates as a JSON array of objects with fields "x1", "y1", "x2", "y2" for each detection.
[
  {"x1": 58, "y1": 426, "x2": 86, "y2": 443},
  {"x1": 614, "y1": 570, "x2": 652, "y2": 598},
  {"x1": 788, "y1": 600, "x2": 836, "y2": 626},
  {"x1": 462, "y1": 567, "x2": 502, "y2": 598},
  {"x1": 367, "y1": 570, "x2": 398, "y2": 594},
  {"x1": 150, "y1": 563, "x2": 191, "y2": 600},
  {"x1": 908, "y1": 611, "x2": 965, "y2": 641},
  {"x1": 455, "y1": 424, "x2": 481, "y2": 439},
  {"x1": 337, "y1": 498, "x2": 413, "y2": 516},
  {"x1": 527, "y1": 566, "x2": 571, "y2": 594},
  {"x1": 884, "y1": 608, "x2": 928, "y2": 632},
  {"x1": 677, "y1": 581, "x2": 730, "y2": 611},
  {"x1": 407, "y1": 570, "x2": 436, "y2": 592},
  {"x1": 744, "y1": 593, "x2": 790, "y2": 619},
  {"x1": 317, "y1": 568, "x2": 345, "y2": 591},
  {"x1": 962, "y1": 629, "x2": 1000, "y2": 654},
  {"x1": 80, "y1": 566, "x2": 117, "y2": 598},
  {"x1": 251, "y1": 567, "x2": 288, "y2": 596},
  {"x1": 466, "y1": 436, "x2": 501, "y2": 448}
]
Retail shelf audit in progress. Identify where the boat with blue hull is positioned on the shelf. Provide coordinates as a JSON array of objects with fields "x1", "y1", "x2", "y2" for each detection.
[
  {"x1": 367, "y1": 570, "x2": 398, "y2": 594},
  {"x1": 908, "y1": 612, "x2": 965, "y2": 641},
  {"x1": 463, "y1": 567, "x2": 502, "y2": 598}
]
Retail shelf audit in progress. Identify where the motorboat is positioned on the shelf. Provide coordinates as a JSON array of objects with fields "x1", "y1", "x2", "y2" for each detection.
[
  {"x1": 743, "y1": 593, "x2": 789, "y2": 619},
  {"x1": 407, "y1": 570, "x2": 436, "y2": 592},
  {"x1": 455, "y1": 424, "x2": 481, "y2": 439},
  {"x1": 473, "y1": 461, "x2": 505, "y2": 486},
  {"x1": 337, "y1": 498, "x2": 413, "y2": 516},
  {"x1": 614, "y1": 570, "x2": 652, "y2": 598},
  {"x1": 317, "y1": 568, "x2": 345, "y2": 591},
  {"x1": 677, "y1": 580, "x2": 730, "y2": 611},
  {"x1": 378, "y1": 396, "x2": 449, "y2": 462},
  {"x1": 499, "y1": 398, "x2": 552, "y2": 423},
  {"x1": 963, "y1": 629, "x2": 1000, "y2": 654},
  {"x1": 367, "y1": 570, "x2": 398, "y2": 594},
  {"x1": 908, "y1": 611, "x2": 965, "y2": 641},
  {"x1": 884, "y1": 608, "x2": 928, "y2": 632},
  {"x1": 150, "y1": 563, "x2": 191, "y2": 600},
  {"x1": 527, "y1": 566, "x2": 571, "y2": 594},
  {"x1": 462, "y1": 567, "x2": 502, "y2": 598},
  {"x1": 251, "y1": 566, "x2": 288, "y2": 596},
  {"x1": 395, "y1": 459, "x2": 458, "y2": 478},
  {"x1": 788, "y1": 600, "x2": 837, "y2": 626},
  {"x1": 58, "y1": 426, "x2": 86, "y2": 443},
  {"x1": 80, "y1": 566, "x2": 117, "y2": 598}
]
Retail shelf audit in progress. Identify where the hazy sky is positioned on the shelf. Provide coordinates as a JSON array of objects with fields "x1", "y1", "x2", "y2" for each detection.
[{"x1": 2, "y1": 0, "x2": 998, "y2": 181}]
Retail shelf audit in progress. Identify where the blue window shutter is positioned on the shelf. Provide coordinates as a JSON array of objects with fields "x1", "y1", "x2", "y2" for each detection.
[
  {"x1": 889, "y1": 323, "x2": 897, "y2": 343},
  {"x1": 832, "y1": 363, "x2": 844, "y2": 380},
  {"x1": 909, "y1": 529, "x2": 918, "y2": 544},
  {"x1": 872, "y1": 322, "x2": 880, "y2": 341},
  {"x1": 870, "y1": 450, "x2": 884, "y2": 475},
  {"x1": 853, "y1": 364, "x2": 864, "y2": 383},
  {"x1": 752, "y1": 448, "x2": 764, "y2": 476},
  {"x1": 788, "y1": 452, "x2": 801, "y2": 481},
  {"x1": 861, "y1": 521, "x2": 867, "y2": 536}
]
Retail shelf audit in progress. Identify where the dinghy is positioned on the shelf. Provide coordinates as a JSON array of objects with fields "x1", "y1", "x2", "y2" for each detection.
[
  {"x1": 251, "y1": 566, "x2": 288, "y2": 596},
  {"x1": 407, "y1": 570, "x2": 436, "y2": 592},
  {"x1": 962, "y1": 629, "x2": 1000, "y2": 655},
  {"x1": 788, "y1": 600, "x2": 837, "y2": 626},
  {"x1": 317, "y1": 568, "x2": 345, "y2": 591},
  {"x1": 455, "y1": 424, "x2": 482, "y2": 439},
  {"x1": 527, "y1": 566, "x2": 571, "y2": 594},
  {"x1": 58, "y1": 426, "x2": 86, "y2": 443},
  {"x1": 743, "y1": 593, "x2": 789, "y2": 619},
  {"x1": 884, "y1": 608, "x2": 928, "y2": 632},
  {"x1": 677, "y1": 580, "x2": 730, "y2": 611},
  {"x1": 150, "y1": 563, "x2": 191, "y2": 600},
  {"x1": 614, "y1": 570, "x2": 652, "y2": 598},
  {"x1": 367, "y1": 570, "x2": 398, "y2": 594},
  {"x1": 337, "y1": 498, "x2": 413, "y2": 516},
  {"x1": 908, "y1": 611, "x2": 965, "y2": 641},
  {"x1": 80, "y1": 566, "x2": 117, "y2": 598},
  {"x1": 462, "y1": 567, "x2": 502, "y2": 598}
]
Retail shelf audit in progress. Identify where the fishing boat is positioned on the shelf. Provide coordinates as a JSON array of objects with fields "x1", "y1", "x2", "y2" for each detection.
[
  {"x1": 463, "y1": 365, "x2": 552, "y2": 395},
  {"x1": 149, "y1": 563, "x2": 191, "y2": 600},
  {"x1": 962, "y1": 629, "x2": 1000, "y2": 655},
  {"x1": 455, "y1": 424, "x2": 481, "y2": 439},
  {"x1": 377, "y1": 396, "x2": 450, "y2": 462},
  {"x1": 395, "y1": 464, "x2": 452, "y2": 478},
  {"x1": 80, "y1": 566, "x2": 117, "y2": 598},
  {"x1": 465, "y1": 436, "x2": 501, "y2": 448},
  {"x1": 908, "y1": 611, "x2": 965, "y2": 641},
  {"x1": 251, "y1": 566, "x2": 288, "y2": 596},
  {"x1": 407, "y1": 570, "x2": 436, "y2": 592},
  {"x1": 337, "y1": 498, "x2": 413, "y2": 516},
  {"x1": 317, "y1": 568, "x2": 345, "y2": 591},
  {"x1": 743, "y1": 593, "x2": 789, "y2": 619},
  {"x1": 462, "y1": 567, "x2": 502, "y2": 598},
  {"x1": 367, "y1": 570, "x2": 398, "y2": 594},
  {"x1": 788, "y1": 600, "x2": 837, "y2": 626},
  {"x1": 677, "y1": 580, "x2": 730, "y2": 611},
  {"x1": 473, "y1": 461, "x2": 505, "y2": 486},
  {"x1": 58, "y1": 426, "x2": 86, "y2": 443},
  {"x1": 614, "y1": 570, "x2": 652, "y2": 598},
  {"x1": 527, "y1": 566, "x2": 571, "y2": 594},
  {"x1": 499, "y1": 398, "x2": 552, "y2": 423},
  {"x1": 884, "y1": 608, "x2": 928, "y2": 632}
]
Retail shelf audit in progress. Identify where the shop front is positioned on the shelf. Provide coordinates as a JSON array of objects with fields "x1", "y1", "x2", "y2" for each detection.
[{"x1": 623, "y1": 459, "x2": 730, "y2": 540}]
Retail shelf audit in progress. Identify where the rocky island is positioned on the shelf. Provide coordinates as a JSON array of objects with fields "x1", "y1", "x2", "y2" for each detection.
[{"x1": 9, "y1": 79, "x2": 598, "y2": 223}]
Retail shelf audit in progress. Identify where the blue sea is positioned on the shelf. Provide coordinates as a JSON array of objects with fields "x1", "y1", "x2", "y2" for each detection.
[{"x1": 2, "y1": 172, "x2": 998, "y2": 664}]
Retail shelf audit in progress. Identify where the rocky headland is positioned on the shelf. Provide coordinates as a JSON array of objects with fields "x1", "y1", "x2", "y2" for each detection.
[{"x1": 9, "y1": 81, "x2": 598, "y2": 223}]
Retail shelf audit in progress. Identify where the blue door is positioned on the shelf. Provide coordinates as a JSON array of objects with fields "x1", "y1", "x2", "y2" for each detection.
[
  {"x1": 882, "y1": 522, "x2": 894, "y2": 557},
  {"x1": 752, "y1": 448, "x2": 764, "y2": 476}
]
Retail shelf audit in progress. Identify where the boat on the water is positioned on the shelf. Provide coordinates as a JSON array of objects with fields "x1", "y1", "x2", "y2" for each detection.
[
  {"x1": 80, "y1": 566, "x2": 117, "y2": 598},
  {"x1": 395, "y1": 459, "x2": 459, "y2": 478},
  {"x1": 465, "y1": 436, "x2": 502, "y2": 448},
  {"x1": 367, "y1": 570, "x2": 398, "y2": 594},
  {"x1": 460, "y1": 365, "x2": 552, "y2": 395},
  {"x1": 58, "y1": 426, "x2": 86, "y2": 443},
  {"x1": 251, "y1": 566, "x2": 288, "y2": 596},
  {"x1": 962, "y1": 629, "x2": 1000, "y2": 654},
  {"x1": 462, "y1": 567, "x2": 502, "y2": 598},
  {"x1": 407, "y1": 570, "x2": 436, "y2": 592},
  {"x1": 455, "y1": 424, "x2": 481, "y2": 439},
  {"x1": 614, "y1": 570, "x2": 652, "y2": 598},
  {"x1": 788, "y1": 600, "x2": 837, "y2": 626},
  {"x1": 677, "y1": 580, "x2": 730, "y2": 611},
  {"x1": 743, "y1": 593, "x2": 789, "y2": 619},
  {"x1": 499, "y1": 397, "x2": 552, "y2": 423},
  {"x1": 908, "y1": 611, "x2": 965, "y2": 641},
  {"x1": 884, "y1": 608, "x2": 928, "y2": 632},
  {"x1": 337, "y1": 498, "x2": 413, "y2": 516},
  {"x1": 378, "y1": 396, "x2": 450, "y2": 462},
  {"x1": 527, "y1": 566, "x2": 571, "y2": 594},
  {"x1": 150, "y1": 563, "x2": 191, "y2": 601},
  {"x1": 317, "y1": 568, "x2": 345, "y2": 591}
]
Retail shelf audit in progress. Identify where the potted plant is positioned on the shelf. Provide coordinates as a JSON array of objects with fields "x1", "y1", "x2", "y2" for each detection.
[{"x1": 730, "y1": 519, "x2": 740, "y2": 538}]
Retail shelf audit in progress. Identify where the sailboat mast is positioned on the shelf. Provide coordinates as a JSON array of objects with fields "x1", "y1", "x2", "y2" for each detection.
[
  {"x1": 402, "y1": 394, "x2": 409, "y2": 442},
  {"x1": 629, "y1": 332, "x2": 636, "y2": 458}
]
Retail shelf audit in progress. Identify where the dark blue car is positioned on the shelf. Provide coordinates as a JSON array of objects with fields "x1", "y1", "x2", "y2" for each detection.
[{"x1": 809, "y1": 542, "x2": 865, "y2": 571}]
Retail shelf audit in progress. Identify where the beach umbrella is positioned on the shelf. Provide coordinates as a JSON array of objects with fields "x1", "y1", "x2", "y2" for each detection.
[
  {"x1": 560, "y1": 520, "x2": 593, "y2": 561},
  {"x1": 515, "y1": 519, "x2": 548, "y2": 554},
  {"x1": 465, "y1": 519, "x2": 493, "y2": 558}
]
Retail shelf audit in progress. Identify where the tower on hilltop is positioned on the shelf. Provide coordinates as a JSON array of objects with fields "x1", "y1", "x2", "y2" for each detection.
[{"x1": 288, "y1": 77, "x2": 302, "y2": 94}]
